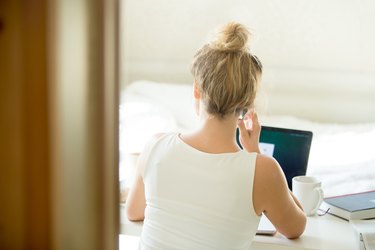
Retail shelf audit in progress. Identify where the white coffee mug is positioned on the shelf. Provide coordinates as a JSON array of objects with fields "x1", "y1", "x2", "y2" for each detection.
[{"x1": 292, "y1": 176, "x2": 324, "y2": 216}]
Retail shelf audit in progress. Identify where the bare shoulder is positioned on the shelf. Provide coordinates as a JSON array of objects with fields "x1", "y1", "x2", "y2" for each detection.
[
  {"x1": 255, "y1": 154, "x2": 278, "y2": 168},
  {"x1": 255, "y1": 154, "x2": 285, "y2": 182},
  {"x1": 253, "y1": 154, "x2": 289, "y2": 214}
]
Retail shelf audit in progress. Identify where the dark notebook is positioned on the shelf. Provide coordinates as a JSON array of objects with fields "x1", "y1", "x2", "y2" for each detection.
[{"x1": 321, "y1": 190, "x2": 375, "y2": 220}]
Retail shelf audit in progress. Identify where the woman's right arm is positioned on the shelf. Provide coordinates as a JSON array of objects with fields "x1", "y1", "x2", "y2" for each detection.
[
  {"x1": 253, "y1": 155, "x2": 307, "y2": 239},
  {"x1": 238, "y1": 110, "x2": 306, "y2": 238}
]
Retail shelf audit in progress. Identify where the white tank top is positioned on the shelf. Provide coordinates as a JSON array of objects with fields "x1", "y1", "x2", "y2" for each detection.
[{"x1": 140, "y1": 133, "x2": 260, "y2": 250}]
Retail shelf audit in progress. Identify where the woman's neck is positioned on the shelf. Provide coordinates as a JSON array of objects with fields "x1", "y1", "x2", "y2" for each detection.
[{"x1": 181, "y1": 114, "x2": 241, "y2": 154}]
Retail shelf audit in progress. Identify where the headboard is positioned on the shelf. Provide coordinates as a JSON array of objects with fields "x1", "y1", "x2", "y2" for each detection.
[{"x1": 120, "y1": 0, "x2": 375, "y2": 123}]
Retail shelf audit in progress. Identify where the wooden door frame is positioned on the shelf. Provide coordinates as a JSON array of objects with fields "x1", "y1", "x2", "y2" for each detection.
[
  {"x1": 49, "y1": 0, "x2": 120, "y2": 249},
  {"x1": 0, "y1": 0, "x2": 119, "y2": 248}
]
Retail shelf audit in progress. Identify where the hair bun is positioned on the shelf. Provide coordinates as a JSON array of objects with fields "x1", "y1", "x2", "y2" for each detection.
[{"x1": 210, "y1": 22, "x2": 250, "y2": 52}]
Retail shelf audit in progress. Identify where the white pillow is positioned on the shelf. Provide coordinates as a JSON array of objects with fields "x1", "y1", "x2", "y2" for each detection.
[
  {"x1": 122, "y1": 80, "x2": 199, "y2": 131},
  {"x1": 119, "y1": 101, "x2": 177, "y2": 154}
]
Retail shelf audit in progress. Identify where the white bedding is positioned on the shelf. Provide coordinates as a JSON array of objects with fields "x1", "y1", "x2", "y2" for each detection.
[{"x1": 120, "y1": 80, "x2": 375, "y2": 197}]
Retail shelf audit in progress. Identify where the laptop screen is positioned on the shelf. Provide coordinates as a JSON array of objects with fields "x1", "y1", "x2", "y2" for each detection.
[{"x1": 236, "y1": 126, "x2": 313, "y2": 190}]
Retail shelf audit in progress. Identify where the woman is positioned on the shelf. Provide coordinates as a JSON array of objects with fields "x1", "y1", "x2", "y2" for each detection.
[{"x1": 126, "y1": 22, "x2": 306, "y2": 249}]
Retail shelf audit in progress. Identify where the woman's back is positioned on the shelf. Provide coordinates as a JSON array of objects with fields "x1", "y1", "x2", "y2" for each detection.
[
  {"x1": 126, "y1": 22, "x2": 306, "y2": 249},
  {"x1": 140, "y1": 133, "x2": 260, "y2": 249}
]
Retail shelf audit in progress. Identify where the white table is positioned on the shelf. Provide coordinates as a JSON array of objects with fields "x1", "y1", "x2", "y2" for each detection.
[{"x1": 119, "y1": 204, "x2": 365, "y2": 250}]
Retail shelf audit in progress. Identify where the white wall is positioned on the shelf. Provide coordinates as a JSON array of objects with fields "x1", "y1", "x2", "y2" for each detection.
[{"x1": 120, "y1": 0, "x2": 375, "y2": 123}]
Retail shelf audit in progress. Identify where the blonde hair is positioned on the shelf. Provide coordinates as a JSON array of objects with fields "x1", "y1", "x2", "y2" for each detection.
[{"x1": 190, "y1": 22, "x2": 262, "y2": 118}]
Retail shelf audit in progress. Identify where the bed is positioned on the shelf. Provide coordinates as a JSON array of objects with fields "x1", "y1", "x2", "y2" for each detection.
[{"x1": 119, "y1": 80, "x2": 375, "y2": 199}]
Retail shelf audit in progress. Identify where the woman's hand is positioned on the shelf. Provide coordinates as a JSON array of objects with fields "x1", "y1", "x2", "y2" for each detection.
[{"x1": 237, "y1": 110, "x2": 261, "y2": 153}]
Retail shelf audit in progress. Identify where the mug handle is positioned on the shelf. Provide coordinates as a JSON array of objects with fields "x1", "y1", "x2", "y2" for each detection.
[{"x1": 311, "y1": 187, "x2": 324, "y2": 215}]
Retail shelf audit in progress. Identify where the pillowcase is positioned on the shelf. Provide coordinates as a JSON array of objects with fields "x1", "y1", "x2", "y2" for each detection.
[
  {"x1": 122, "y1": 80, "x2": 199, "y2": 131},
  {"x1": 119, "y1": 101, "x2": 177, "y2": 154}
]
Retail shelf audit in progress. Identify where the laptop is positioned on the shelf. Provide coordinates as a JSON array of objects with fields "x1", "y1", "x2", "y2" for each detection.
[
  {"x1": 236, "y1": 125, "x2": 313, "y2": 190},
  {"x1": 236, "y1": 125, "x2": 313, "y2": 235}
]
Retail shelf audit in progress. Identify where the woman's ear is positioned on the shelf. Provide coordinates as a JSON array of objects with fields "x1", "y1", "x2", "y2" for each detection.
[
  {"x1": 193, "y1": 81, "x2": 201, "y2": 99},
  {"x1": 193, "y1": 81, "x2": 201, "y2": 116}
]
